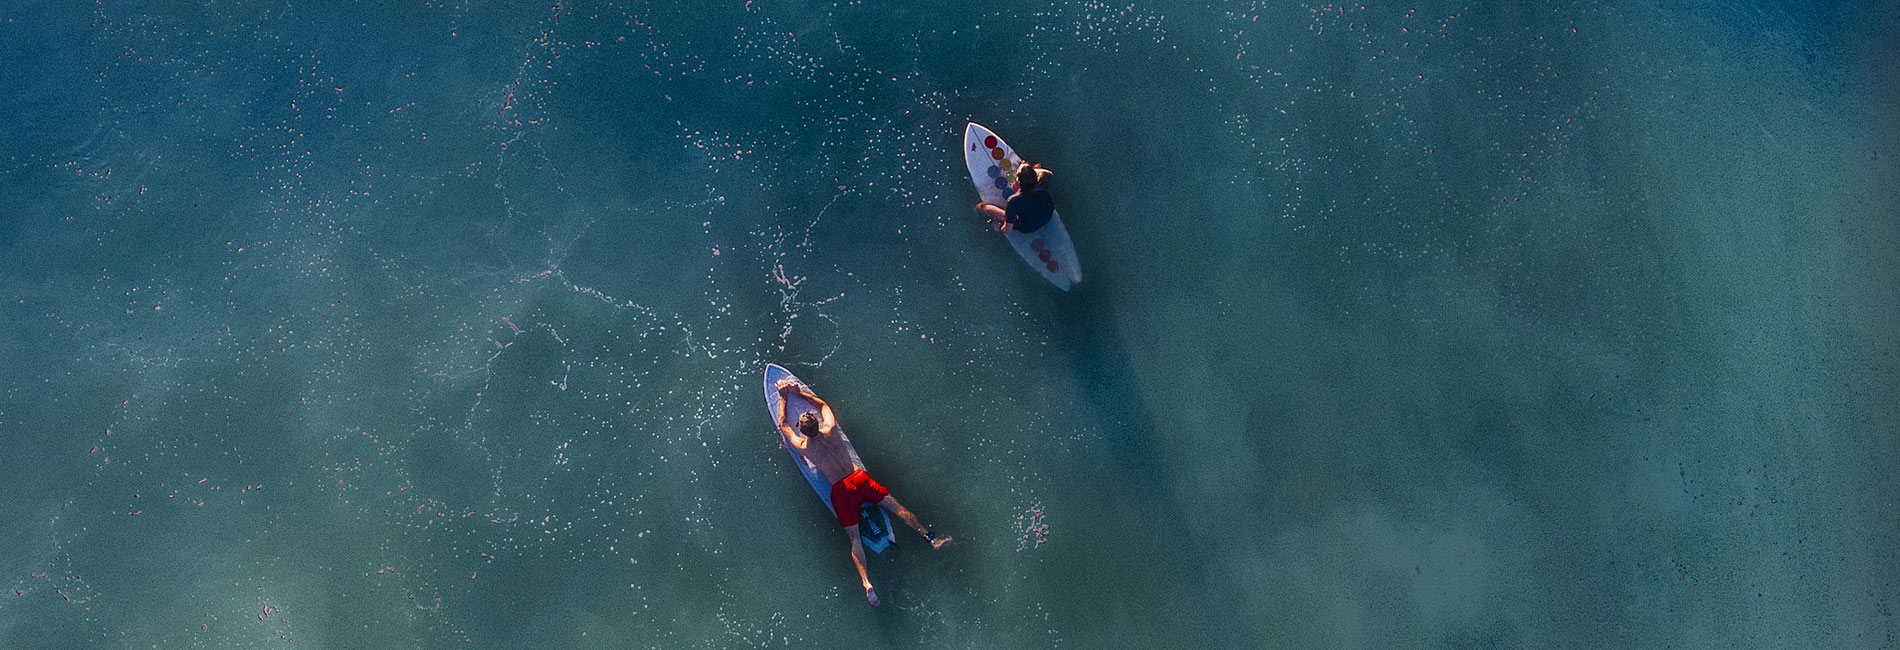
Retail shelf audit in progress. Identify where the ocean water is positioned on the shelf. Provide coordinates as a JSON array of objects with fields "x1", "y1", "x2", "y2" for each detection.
[{"x1": 2, "y1": 1, "x2": 1896, "y2": 648}]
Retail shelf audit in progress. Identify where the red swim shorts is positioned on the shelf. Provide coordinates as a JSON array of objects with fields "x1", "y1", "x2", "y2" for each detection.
[{"x1": 829, "y1": 468, "x2": 889, "y2": 528}]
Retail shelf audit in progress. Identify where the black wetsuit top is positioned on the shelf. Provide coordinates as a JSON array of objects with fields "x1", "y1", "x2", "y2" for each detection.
[{"x1": 1004, "y1": 187, "x2": 1055, "y2": 234}]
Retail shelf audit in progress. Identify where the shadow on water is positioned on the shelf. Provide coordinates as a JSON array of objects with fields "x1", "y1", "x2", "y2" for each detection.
[
  {"x1": 1047, "y1": 283, "x2": 1166, "y2": 474},
  {"x1": 1041, "y1": 278, "x2": 1223, "y2": 647}
]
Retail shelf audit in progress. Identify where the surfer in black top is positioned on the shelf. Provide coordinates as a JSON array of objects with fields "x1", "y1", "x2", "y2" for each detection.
[{"x1": 976, "y1": 162, "x2": 1055, "y2": 233}]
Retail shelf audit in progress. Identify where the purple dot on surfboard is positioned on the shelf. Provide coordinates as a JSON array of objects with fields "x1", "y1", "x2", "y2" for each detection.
[
  {"x1": 987, "y1": 165, "x2": 1002, "y2": 178},
  {"x1": 993, "y1": 177, "x2": 1009, "y2": 190}
]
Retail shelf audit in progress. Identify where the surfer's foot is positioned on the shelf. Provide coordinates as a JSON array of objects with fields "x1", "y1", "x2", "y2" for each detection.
[
  {"x1": 865, "y1": 587, "x2": 880, "y2": 606},
  {"x1": 926, "y1": 530, "x2": 952, "y2": 549}
]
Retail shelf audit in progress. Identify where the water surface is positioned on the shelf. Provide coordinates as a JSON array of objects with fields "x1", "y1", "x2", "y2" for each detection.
[{"x1": 2, "y1": 1, "x2": 1896, "y2": 648}]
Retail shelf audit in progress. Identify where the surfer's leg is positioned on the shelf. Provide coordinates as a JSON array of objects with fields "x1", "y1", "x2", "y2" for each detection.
[
  {"x1": 878, "y1": 496, "x2": 951, "y2": 549},
  {"x1": 975, "y1": 202, "x2": 1007, "y2": 230},
  {"x1": 845, "y1": 526, "x2": 877, "y2": 605}
]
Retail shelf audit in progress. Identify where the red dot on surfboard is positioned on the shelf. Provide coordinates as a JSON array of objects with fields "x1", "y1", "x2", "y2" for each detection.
[
  {"x1": 1030, "y1": 238, "x2": 1045, "y2": 252},
  {"x1": 1046, "y1": 261, "x2": 1059, "y2": 272},
  {"x1": 984, "y1": 135, "x2": 997, "y2": 148},
  {"x1": 1038, "y1": 249, "x2": 1053, "y2": 262}
]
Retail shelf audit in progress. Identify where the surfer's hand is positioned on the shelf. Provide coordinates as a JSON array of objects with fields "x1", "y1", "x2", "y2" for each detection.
[{"x1": 775, "y1": 378, "x2": 798, "y2": 393}]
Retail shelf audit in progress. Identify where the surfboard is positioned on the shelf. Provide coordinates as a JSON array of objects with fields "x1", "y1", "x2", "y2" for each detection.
[
  {"x1": 762, "y1": 363, "x2": 895, "y2": 553},
  {"x1": 963, "y1": 122, "x2": 1084, "y2": 290}
]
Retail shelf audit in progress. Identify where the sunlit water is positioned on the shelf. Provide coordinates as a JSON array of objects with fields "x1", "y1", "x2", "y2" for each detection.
[{"x1": 3, "y1": 1, "x2": 1896, "y2": 648}]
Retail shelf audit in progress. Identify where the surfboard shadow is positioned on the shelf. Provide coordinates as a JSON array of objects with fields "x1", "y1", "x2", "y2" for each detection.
[
  {"x1": 1041, "y1": 281, "x2": 1223, "y2": 648},
  {"x1": 1048, "y1": 282, "x2": 1167, "y2": 475}
]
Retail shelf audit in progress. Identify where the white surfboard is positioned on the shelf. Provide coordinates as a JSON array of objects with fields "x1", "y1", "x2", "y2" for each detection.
[
  {"x1": 963, "y1": 122, "x2": 1084, "y2": 290},
  {"x1": 762, "y1": 364, "x2": 895, "y2": 552}
]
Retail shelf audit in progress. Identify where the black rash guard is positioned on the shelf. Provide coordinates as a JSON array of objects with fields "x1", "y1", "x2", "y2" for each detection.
[{"x1": 1003, "y1": 187, "x2": 1054, "y2": 233}]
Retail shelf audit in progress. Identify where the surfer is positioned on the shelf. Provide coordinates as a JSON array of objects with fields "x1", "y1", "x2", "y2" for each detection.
[
  {"x1": 776, "y1": 378, "x2": 951, "y2": 606},
  {"x1": 975, "y1": 162, "x2": 1055, "y2": 234}
]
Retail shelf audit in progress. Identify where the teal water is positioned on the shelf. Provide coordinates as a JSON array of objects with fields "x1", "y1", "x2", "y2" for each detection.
[{"x1": 3, "y1": 1, "x2": 1897, "y2": 648}]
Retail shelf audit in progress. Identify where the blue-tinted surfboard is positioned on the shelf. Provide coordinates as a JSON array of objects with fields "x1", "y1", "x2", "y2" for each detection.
[{"x1": 762, "y1": 364, "x2": 894, "y2": 552}]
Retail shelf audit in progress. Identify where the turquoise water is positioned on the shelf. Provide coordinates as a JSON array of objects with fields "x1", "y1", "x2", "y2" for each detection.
[{"x1": 3, "y1": 1, "x2": 1897, "y2": 648}]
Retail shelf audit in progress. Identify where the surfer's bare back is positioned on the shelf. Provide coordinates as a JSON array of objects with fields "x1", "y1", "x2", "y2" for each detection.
[{"x1": 777, "y1": 379, "x2": 952, "y2": 605}]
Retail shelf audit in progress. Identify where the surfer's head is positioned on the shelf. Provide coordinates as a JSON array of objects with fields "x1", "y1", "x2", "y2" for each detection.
[
  {"x1": 1015, "y1": 163, "x2": 1040, "y2": 189},
  {"x1": 797, "y1": 412, "x2": 821, "y2": 436}
]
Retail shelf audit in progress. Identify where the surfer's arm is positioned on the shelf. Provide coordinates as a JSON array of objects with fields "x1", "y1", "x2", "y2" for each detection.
[
  {"x1": 793, "y1": 387, "x2": 839, "y2": 436},
  {"x1": 814, "y1": 397, "x2": 838, "y2": 436},
  {"x1": 777, "y1": 396, "x2": 810, "y2": 449}
]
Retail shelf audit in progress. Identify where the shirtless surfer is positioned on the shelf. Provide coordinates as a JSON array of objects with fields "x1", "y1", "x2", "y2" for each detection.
[{"x1": 776, "y1": 378, "x2": 951, "y2": 606}]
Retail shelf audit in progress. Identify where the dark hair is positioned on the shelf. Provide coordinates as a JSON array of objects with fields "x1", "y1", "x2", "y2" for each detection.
[
  {"x1": 1016, "y1": 164, "x2": 1040, "y2": 190},
  {"x1": 797, "y1": 412, "x2": 820, "y2": 435}
]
